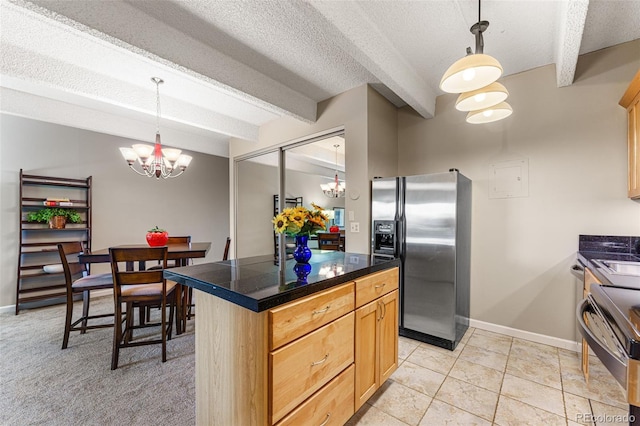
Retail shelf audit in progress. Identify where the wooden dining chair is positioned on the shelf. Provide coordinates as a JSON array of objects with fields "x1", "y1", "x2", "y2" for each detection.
[
  {"x1": 58, "y1": 242, "x2": 114, "y2": 350},
  {"x1": 109, "y1": 246, "x2": 177, "y2": 370},
  {"x1": 318, "y1": 233, "x2": 341, "y2": 251}
]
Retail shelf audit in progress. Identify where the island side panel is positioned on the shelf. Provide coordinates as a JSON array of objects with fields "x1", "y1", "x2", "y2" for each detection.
[{"x1": 196, "y1": 289, "x2": 269, "y2": 426}]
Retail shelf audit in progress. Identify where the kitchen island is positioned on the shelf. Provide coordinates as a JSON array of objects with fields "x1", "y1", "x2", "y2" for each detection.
[{"x1": 165, "y1": 251, "x2": 400, "y2": 426}]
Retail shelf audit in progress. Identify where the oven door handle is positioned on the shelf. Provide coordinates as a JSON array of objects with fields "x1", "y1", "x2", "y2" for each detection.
[{"x1": 577, "y1": 298, "x2": 628, "y2": 388}]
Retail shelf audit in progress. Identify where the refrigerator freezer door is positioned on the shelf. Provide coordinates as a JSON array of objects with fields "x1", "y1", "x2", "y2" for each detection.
[
  {"x1": 371, "y1": 178, "x2": 398, "y2": 222},
  {"x1": 402, "y1": 173, "x2": 457, "y2": 341}
]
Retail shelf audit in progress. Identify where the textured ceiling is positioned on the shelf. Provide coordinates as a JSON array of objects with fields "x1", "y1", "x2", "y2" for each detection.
[{"x1": 1, "y1": 0, "x2": 639, "y2": 161}]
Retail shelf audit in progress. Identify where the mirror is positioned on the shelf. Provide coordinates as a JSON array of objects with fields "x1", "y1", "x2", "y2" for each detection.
[
  {"x1": 235, "y1": 151, "x2": 279, "y2": 258},
  {"x1": 234, "y1": 133, "x2": 345, "y2": 260},
  {"x1": 285, "y1": 135, "x2": 345, "y2": 250}
]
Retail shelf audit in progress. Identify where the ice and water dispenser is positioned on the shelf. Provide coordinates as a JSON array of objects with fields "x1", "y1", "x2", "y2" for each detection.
[{"x1": 372, "y1": 220, "x2": 398, "y2": 258}]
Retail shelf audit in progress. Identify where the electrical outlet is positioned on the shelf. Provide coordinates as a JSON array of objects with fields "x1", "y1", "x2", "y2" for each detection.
[{"x1": 350, "y1": 222, "x2": 360, "y2": 233}]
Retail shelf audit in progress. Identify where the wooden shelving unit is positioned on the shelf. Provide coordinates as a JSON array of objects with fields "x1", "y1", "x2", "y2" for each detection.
[
  {"x1": 273, "y1": 195, "x2": 303, "y2": 265},
  {"x1": 15, "y1": 169, "x2": 92, "y2": 314}
]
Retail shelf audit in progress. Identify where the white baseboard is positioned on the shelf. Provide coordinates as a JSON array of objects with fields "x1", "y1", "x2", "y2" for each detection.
[{"x1": 469, "y1": 318, "x2": 581, "y2": 353}]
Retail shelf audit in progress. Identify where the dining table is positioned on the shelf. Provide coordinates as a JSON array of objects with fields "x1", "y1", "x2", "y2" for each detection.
[{"x1": 78, "y1": 242, "x2": 211, "y2": 270}]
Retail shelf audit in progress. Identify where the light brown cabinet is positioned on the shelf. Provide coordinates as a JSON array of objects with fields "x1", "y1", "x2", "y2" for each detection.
[
  {"x1": 354, "y1": 268, "x2": 399, "y2": 410},
  {"x1": 619, "y1": 69, "x2": 640, "y2": 199},
  {"x1": 195, "y1": 267, "x2": 399, "y2": 426}
]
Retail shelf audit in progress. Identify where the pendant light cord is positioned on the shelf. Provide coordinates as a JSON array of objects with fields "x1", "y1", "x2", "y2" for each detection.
[{"x1": 156, "y1": 81, "x2": 161, "y2": 134}]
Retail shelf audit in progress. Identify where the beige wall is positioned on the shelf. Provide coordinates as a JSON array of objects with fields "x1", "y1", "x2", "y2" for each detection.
[
  {"x1": 0, "y1": 115, "x2": 230, "y2": 309},
  {"x1": 397, "y1": 40, "x2": 640, "y2": 341}
]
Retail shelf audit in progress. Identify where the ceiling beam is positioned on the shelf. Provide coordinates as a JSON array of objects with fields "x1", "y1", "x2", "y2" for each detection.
[
  {"x1": 8, "y1": 0, "x2": 318, "y2": 124},
  {"x1": 555, "y1": 0, "x2": 590, "y2": 87},
  {"x1": 304, "y1": 1, "x2": 436, "y2": 119}
]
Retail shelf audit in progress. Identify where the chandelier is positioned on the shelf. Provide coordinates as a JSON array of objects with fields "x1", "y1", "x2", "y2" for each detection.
[
  {"x1": 320, "y1": 144, "x2": 345, "y2": 198},
  {"x1": 439, "y1": 0, "x2": 512, "y2": 124},
  {"x1": 119, "y1": 77, "x2": 193, "y2": 179}
]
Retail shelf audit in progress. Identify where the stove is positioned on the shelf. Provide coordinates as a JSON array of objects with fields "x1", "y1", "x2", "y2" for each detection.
[{"x1": 579, "y1": 283, "x2": 640, "y2": 424}]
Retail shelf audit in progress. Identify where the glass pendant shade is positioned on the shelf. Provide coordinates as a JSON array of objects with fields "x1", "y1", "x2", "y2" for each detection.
[
  {"x1": 439, "y1": 54, "x2": 503, "y2": 93},
  {"x1": 455, "y1": 82, "x2": 508, "y2": 111},
  {"x1": 466, "y1": 101, "x2": 513, "y2": 124}
]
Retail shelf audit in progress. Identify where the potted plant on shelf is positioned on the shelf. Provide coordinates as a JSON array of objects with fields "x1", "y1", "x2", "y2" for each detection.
[
  {"x1": 26, "y1": 207, "x2": 82, "y2": 229},
  {"x1": 146, "y1": 226, "x2": 169, "y2": 247}
]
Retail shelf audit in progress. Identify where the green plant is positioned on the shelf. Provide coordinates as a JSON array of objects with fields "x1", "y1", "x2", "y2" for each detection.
[
  {"x1": 148, "y1": 225, "x2": 166, "y2": 233},
  {"x1": 26, "y1": 208, "x2": 82, "y2": 224}
]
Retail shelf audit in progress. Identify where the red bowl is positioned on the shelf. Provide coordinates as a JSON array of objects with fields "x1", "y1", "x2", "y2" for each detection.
[{"x1": 146, "y1": 231, "x2": 168, "y2": 247}]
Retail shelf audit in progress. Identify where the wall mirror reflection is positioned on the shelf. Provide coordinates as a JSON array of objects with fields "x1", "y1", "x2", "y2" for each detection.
[
  {"x1": 284, "y1": 134, "x2": 345, "y2": 252},
  {"x1": 235, "y1": 150, "x2": 279, "y2": 259},
  {"x1": 234, "y1": 132, "x2": 346, "y2": 260}
]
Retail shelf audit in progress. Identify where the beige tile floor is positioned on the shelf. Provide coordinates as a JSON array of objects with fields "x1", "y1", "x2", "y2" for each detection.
[{"x1": 346, "y1": 327, "x2": 629, "y2": 426}]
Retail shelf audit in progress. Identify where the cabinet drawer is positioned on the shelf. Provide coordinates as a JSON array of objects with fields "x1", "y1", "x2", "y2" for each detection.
[
  {"x1": 355, "y1": 268, "x2": 399, "y2": 308},
  {"x1": 275, "y1": 364, "x2": 354, "y2": 426},
  {"x1": 270, "y1": 282, "x2": 354, "y2": 350},
  {"x1": 271, "y1": 312, "x2": 354, "y2": 424}
]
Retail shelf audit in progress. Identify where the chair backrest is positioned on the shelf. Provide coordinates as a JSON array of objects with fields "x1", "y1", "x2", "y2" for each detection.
[
  {"x1": 167, "y1": 236, "x2": 191, "y2": 245},
  {"x1": 223, "y1": 237, "x2": 231, "y2": 261},
  {"x1": 318, "y1": 233, "x2": 341, "y2": 251},
  {"x1": 58, "y1": 242, "x2": 88, "y2": 287},
  {"x1": 109, "y1": 247, "x2": 168, "y2": 298}
]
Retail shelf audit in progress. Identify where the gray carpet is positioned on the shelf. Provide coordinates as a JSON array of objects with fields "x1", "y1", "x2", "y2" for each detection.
[{"x1": 0, "y1": 295, "x2": 195, "y2": 425}]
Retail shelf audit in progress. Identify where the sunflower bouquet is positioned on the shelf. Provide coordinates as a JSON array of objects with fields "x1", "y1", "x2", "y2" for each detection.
[{"x1": 272, "y1": 202, "x2": 329, "y2": 236}]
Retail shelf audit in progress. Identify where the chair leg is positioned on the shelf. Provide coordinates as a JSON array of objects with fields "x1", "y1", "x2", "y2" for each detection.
[
  {"x1": 187, "y1": 287, "x2": 194, "y2": 320},
  {"x1": 81, "y1": 290, "x2": 90, "y2": 334},
  {"x1": 62, "y1": 291, "x2": 74, "y2": 350},
  {"x1": 161, "y1": 296, "x2": 167, "y2": 363},
  {"x1": 125, "y1": 302, "x2": 134, "y2": 344},
  {"x1": 111, "y1": 300, "x2": 123, "y2": 370},
  {"x1": 167, "y1": 295, "x2": 175, "y2": 341}
]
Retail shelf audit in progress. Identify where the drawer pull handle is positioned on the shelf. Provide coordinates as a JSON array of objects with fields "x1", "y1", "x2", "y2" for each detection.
[
  {"x1": 311, "y1": 354, "x2": 329, "y2": 366},
  {"x1": 375, "y1": 283, "x2": 386, "y2": 289},
  {"x1": 319, "y1": 413, "x2": 331, "y2": 426},
  {"x1": 312, "y1": 305, "x2": 331, "y2": 315}
]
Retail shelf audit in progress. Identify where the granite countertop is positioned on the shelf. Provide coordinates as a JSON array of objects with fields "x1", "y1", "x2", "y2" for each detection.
[
  {"x1": 577, "y1": 234, "x2": 640, "y2": 289},
  {"x1": 164, "y1": 251, "x2": 400, "y2": 312}
]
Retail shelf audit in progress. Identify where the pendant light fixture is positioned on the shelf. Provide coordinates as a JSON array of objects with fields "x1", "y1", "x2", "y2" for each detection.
[
  {"x1": 320, "y1": 144, "x2": 346, "y2": 198},
  {"x1": 466, "y1": 101, "x2": 513, "y2": 124},
  {"x1": 455, "y1": 82, "x2": 508, "y2": 111},
  {"x1": 119, "y1": 77, "x2": 192, "y2": 179},
  {"x1": 440, "y1": 0, "x2": 512, "y2": 124}
]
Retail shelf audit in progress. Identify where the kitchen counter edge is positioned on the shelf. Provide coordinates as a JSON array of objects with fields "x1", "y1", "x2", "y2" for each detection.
[{"x1": 164, "y1": 255, "x2": 401, "y2": 312}]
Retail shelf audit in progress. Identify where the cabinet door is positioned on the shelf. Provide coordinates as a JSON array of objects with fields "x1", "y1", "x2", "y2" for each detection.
[
  {"x1": 379, "y1": 290, "x2": 398, "y2": 384},
  {"x1": 629, "y1": 100, "x2": 640, "y2": 198},
  {"x1": 354, "y1": 300, "x2": 378, "y2": 410}
]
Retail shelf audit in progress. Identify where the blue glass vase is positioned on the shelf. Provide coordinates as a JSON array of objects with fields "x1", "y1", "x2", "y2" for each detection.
[
  {"x1": 293, "y1": 235, "x2": 312, "y2": 263},
  {"x1": 293, "y1": 262, "x2": 312, "y2": 284}
]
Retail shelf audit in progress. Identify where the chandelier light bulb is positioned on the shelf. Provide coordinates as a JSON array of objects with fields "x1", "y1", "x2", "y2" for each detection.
[
  {"x1": 462, "y1": 68, "x2": 476, "y2": 81},
  {"x1": 474, "y1": 93, "x2": 486, "y2": 102}
]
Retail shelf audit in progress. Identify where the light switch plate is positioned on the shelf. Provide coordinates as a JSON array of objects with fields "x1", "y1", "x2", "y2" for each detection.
[
  {"x1": 350, "y1": 222, "x2": 360, "y2": 233},
  {"x1": 348, "y1": 211, "x2": 355, "y2": 221}
]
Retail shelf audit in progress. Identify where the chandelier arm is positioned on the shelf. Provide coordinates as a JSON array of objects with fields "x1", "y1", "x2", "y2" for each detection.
[
  {"x1": 163, "y1": 169, "x2": 185, "y2": 179},
  {"x1": 127, "y1": 164, "x2": 153, "y2": 177}
]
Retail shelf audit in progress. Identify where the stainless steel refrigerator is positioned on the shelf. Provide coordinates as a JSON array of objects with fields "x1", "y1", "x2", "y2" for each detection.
[{"x1": 371, "y1": 170, "x2": 471, "y2": 350}]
